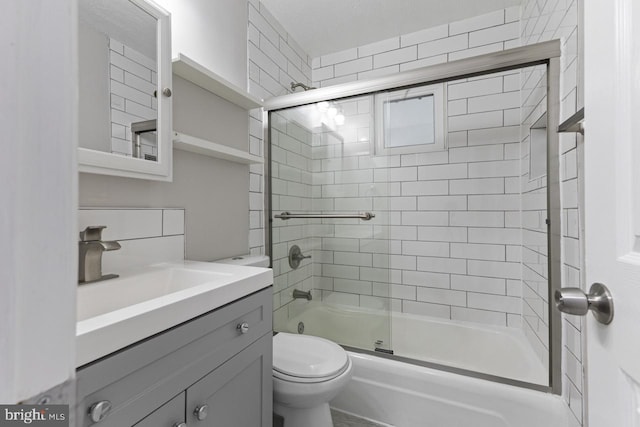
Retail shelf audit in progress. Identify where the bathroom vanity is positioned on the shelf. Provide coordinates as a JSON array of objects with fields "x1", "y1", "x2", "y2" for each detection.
[{"x1": 75, "y1": 263, "x2": 273, "y2": 426}]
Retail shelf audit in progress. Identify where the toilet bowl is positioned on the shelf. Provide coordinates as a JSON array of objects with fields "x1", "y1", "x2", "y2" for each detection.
[
  {"x1": 214, "y1": 255, "x2": 352, "y2": 427},
  {"x1": 272, "y1": 332, "x2": 353, "y2": 427}
]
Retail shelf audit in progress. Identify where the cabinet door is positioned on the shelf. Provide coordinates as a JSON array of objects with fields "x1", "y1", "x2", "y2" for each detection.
[
  {"x1": 134, "y1": 392, "x2": 185, "y2": 427},
  {"x1": 187, "y1": 334, "x2": 272, "y2": 427}
]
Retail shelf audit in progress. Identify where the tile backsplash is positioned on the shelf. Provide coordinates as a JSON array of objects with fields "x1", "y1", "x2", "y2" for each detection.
[{"x1": 78, "y1": 208, "x2": 185, "y2": 273}]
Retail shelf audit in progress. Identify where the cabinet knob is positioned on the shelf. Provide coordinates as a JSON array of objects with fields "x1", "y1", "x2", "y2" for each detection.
[
  {"x1": 173, "y1": 423, "x2": 187, "y2": 427},
  {"x1": 88, "y1": 400, "x2": 112, "y2": 423},
  {"x1": 237, "y1": 322, "x2": 249, "y2": 334},
  {"x1": 194, "y1": 404, "x2": 209, "y2": 421},
  {"x1": 162, "y1": 87, "x2": 172, "y2": 97}
]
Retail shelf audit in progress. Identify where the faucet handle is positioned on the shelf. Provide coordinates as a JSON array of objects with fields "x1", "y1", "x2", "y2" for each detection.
[{"x1": 79, "y1": 225, "x2": 107, "y2": 242}]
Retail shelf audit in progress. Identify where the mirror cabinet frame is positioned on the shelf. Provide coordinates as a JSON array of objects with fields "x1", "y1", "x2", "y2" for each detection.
[{"x1": 78, "y1": 0, "x2": 173, "y2": 181}]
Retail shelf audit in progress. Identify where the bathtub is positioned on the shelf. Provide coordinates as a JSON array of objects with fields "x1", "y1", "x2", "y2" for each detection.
[
  {"x1": 284, "y1": 302, "x2": 547, "y2": 384},
  {"x1": 331, "y1": 352, "x2": 571, "y2": 427},
  {"x1": 282, "y1": 303, "x2": 569, "y2": 426}
]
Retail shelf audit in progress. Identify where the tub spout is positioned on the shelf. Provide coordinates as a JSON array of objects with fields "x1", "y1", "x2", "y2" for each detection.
[{"x1": 293, "y1": 289, "x2": 312, "y2": 301}]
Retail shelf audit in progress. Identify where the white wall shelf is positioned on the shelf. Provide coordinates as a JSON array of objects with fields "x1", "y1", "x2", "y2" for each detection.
[
  {"x1": 172, "y1": 53, "x2": 263, "y2": 110},
  {"x1": 173, "y1": 132, "x2": 263, "y2": 165}
]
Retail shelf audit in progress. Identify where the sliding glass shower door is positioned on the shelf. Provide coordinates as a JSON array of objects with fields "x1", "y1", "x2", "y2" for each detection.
[{"x1": 269, "y1": 97, "x2": 393, "y2": 353}]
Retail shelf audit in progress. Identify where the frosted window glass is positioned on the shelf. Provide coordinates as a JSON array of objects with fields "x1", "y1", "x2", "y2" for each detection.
[{"x1": 384, "y1": 95, "x2": 435, "y2": 148}]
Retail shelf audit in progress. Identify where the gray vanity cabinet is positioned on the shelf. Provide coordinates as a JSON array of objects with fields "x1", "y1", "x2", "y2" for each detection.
[
  {"x1": 133, "y1": 393, "x2": 185, "y2": 427},
  {"x1": 76, "y1": 287, "x2": 273, "y2": 427}
]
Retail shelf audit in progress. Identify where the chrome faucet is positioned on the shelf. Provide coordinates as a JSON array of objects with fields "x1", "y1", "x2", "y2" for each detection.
[
  {"x1": 78, "y1": 226, "x2": 121, "y2": 284},
  {"x1": 293, "y1": 289, "x2": 312, "y2": 301}
]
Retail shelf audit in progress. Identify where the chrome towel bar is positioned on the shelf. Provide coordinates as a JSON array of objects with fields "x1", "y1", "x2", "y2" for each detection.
[{"x1": 274, "y1": 211, "x2": 375, "y2": 221}]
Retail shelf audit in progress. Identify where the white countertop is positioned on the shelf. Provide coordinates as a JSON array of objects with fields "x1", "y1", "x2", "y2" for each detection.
[{"x1": 76, "y1": 261, "x2": 273, "y2": 367}]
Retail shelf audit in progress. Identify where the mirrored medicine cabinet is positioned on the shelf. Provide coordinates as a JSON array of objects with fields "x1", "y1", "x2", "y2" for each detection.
[{"x1": 78, "y1": 0, "x2": 173, "y2": 181}]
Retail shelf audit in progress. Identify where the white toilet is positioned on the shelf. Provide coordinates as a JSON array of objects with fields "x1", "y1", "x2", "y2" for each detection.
[
  {"x1": 272, "y1": 332, "x2": 353, "y2": 427},
  {"x1": 214, "y1": 255, "x2": 353, "y2": 427}
]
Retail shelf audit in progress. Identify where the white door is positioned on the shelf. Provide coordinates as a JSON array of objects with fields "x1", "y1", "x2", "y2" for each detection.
[{"x1": 584, "y1": 0, "x2": 640, "y2": 426}]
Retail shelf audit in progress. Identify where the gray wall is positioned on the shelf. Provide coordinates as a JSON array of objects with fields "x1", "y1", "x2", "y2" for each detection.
[{"x1": 79, "y1": 76, "x2": 251, "y2": 261}]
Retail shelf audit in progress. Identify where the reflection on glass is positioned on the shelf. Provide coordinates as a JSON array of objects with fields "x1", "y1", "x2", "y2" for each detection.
[{"x1": 78, "y1": 0, "x2": 158, "y2": 161}]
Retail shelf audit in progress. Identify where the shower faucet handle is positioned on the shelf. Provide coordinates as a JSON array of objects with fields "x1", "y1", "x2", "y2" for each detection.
[{"x1": 288, "y1": 245, "x2": 311, "y2": 270}]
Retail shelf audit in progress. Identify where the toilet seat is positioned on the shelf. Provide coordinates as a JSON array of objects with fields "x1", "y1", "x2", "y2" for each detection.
[{"x1": 273, "y1": 333, "x2": 349, "y2": 383}]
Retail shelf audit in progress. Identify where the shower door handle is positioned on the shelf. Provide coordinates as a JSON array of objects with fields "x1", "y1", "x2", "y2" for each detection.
[{"x1": 554, "y1": 283, "x2": 614, "y2": 324}]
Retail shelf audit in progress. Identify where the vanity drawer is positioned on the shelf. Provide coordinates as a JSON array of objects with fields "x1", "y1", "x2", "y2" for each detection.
[{"x1": 76, "y1": 286, "x2": 272, "y2": 427}]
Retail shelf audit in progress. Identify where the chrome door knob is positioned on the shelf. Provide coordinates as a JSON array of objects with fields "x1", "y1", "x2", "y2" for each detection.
[
  {"x1": 88, "y1": 400, "x2": 112, "y2": 423},
  {"x1": 237, "y1": 322, "x2": 249, "y2": 334},
  {"x1": 194, "y1": 404, "x2": 209, "y2": 421},
  {"x1": 554, "y1": 282, "x2": 614, "y2": 324},
  {"x1": 162, "y1": 88, "x2": 172, "y2": 97},
  {"x1": 173, "y1": 423, "x2": 187, "y2": 427}
]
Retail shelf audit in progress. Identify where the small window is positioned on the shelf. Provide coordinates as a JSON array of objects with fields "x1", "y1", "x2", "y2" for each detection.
[{"x1": 374, "y1": 83, "x2": 446, "y2": 155}]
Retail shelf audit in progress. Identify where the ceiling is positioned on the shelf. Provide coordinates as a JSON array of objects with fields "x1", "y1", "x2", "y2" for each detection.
[{"x1": 260, "y1": 0, "x2": 522, "y2": 58}]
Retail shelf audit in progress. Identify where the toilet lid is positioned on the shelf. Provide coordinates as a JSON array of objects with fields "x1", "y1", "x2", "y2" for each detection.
[{"x1": 273, "y1": 333, "x2": 348, "y2": 379}]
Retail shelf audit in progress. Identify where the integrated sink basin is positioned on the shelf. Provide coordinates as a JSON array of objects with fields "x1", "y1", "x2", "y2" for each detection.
[{"x1": 76, "y1": 260, "x2": 272, "y2": 367}]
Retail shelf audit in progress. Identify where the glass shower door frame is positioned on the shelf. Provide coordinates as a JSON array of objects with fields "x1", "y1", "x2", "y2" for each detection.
[{"x1": 263, "y1": 40, "x2": 563, "y2": 395}]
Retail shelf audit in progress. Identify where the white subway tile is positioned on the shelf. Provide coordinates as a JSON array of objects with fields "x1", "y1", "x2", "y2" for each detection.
[
  {"x1": 451, "y1": 243, "x2": 506, "y2": 261},
  {"x1": 468, "y1": 126, "x2": 520, "y2": 146},
  {"x1": 402, "y1": 270, "x2": 450, "y2": 288},
  {"x1": 110, "y1": 51, "x2": 151, "y2": 81},
  {"x1": 448, "y1": 110, "x2": 503, "y2": 132},
  {"x1": 322, "y1": 264, "x2": 360, "y2": 280},
  {"x1": 449, "y1": 177, "x2": 505, "y2": 195},
  {"x1": 468, "y1": 260, "x2": 521, "y2": 280},
  {"x1": 358, "y1": 37, "x2": 400, "y2": 57},
  {"x1": 401, "y1": 180, "x2": 449, "y2": 196},
  {"x1": 376, "y1": 197, "x2": 417, "y2": 211},
  {"x1": 451, "y1": 274, "x2": 506, "y2": 295},
  {"x1": 468, "y1": 194, "x2": 521, "y2": 211},
  {"x1": 123, "y1": 45, "x2": 156, "y2": 71},
  {"x1": 109, "y1": 38, "x2": 124, "y2": 54},
  {"x1": 358, "y1": 64, "x2": 400, "y2": 80},
  {"x1": 448, "y1": 42, "x2": 505, "y2": 61},
  {"x1": 313, "y1": 65, "x2": 334, "y2": 82},
  {"x1": 468, "y1": 227, "x2": 521, "y2": 245},
  {"x1": 162, "y1": 209, "x2": 184, "y2": 236},
  {"x1": 334, "y1": 56, "x2": 373, "y2": 77},
  {"x1": 505, "y1": 6, "x2": 521, "y2": 23},
  {"x1": 399, "y1": 54, "x2": 448, "y2": 71},
  {"x1": 401, "y1": 24, "x2": 449, "y2": 47},
  {"x1": 322, "y1": 291, "x2": 360, "y2": 307},
  {"x1": 333, "y1": 252, "x2": 373, "y2": 267},
  {"x1": 451, "y1": 307, "x2": 506, "y2": 326},
  {"x1": 373, "y1": 46, "x2": 418, "y2": 68},
  {"x1": 467, "y1": 91, "x2": 521, "y2": 113},
  {"x1": 417, "y1": 287, "x2": 466, "y2": 306},
  {"x1": 334, "y1": 278, "x2": 373, "y2": 295},
  {"x1": 360, "y1": 267, "x2": 391, "y2": 282},
  {"x1": 79, "y1": 209, "x2": 162, "y2": 240},
  {"x1": 449, "y1": 211, "x2": 504, "y2": 227},
  {"x1": 418, "y1": 34, "x2": 468, "y2": 58},
  {"x1": 449, "y1": 144, "x2": 504, "y2": 163},
  {"x1": 402, "y1": 241, "x2": 450, "y2": 257},
  {"x1": 417, "y1": 256, "x2": 466, "y2": 274},
  {"x1": 468, "y1": 160, "x2": 520, "y2": 178},
  {"x1": 469, "y1": 22, "x2": 520, "y2": 47},
  {"x1": 402, "y1": 300, "x2": 451, "y2": 319},
  {"x1": 417, "y1": 195, "x2": 467, "y2": 211},
  {"x1": 448, "y1": 99, "x2": 467, "y2": 116},
  {"x1": 468, "y1": 291, "x2": 521, "y2": 313},
  {"x1": 401, "y1": 211, "x2": 449, "y2": 226},
  {"x1": 418, "y1": 226, "x2": 467, "y2": 242},
  {"x1": 418, "y1": 163, "x2": 467, "y2": 180},
  {"x1": 448, "y1": 76, "x2": 503, "y2": 100},
  {"x1": 334, "y1": 169, "x2": 373, "y2": 184},
  {"x1": 449, "y1": 10, "x2": 505, "y2": 35}
]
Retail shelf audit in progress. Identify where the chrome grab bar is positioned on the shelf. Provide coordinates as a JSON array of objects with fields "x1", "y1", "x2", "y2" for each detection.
[{"x1": 274, "y1": 211, "x2": 375, "y2": 221}]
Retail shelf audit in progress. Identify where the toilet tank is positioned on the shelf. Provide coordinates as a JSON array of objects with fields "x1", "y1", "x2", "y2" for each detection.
[{"x1": 213, "y1": 254, "x2": 270, "y2": 268}]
